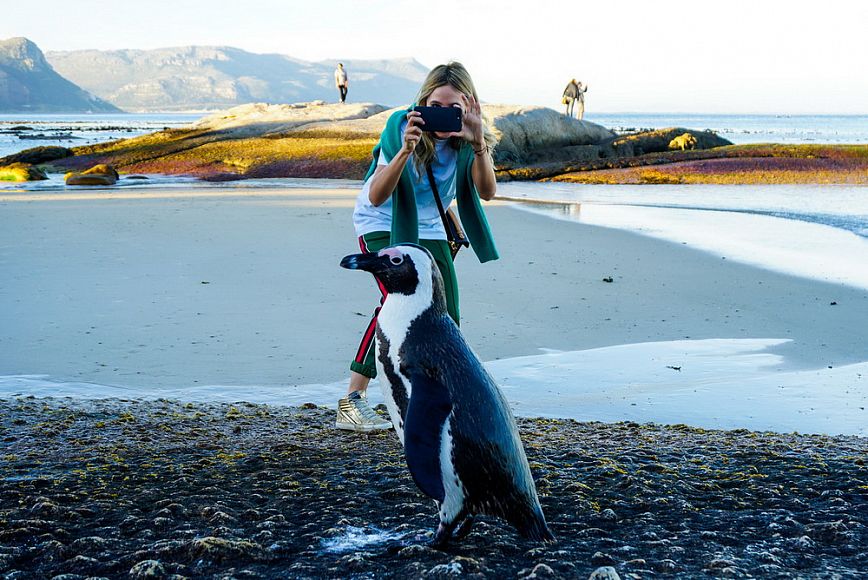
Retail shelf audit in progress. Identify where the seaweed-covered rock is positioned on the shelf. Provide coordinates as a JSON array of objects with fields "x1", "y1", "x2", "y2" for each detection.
[
  {"x1": 65, "y1": 163, "x2": 119, "y2": 186},
  {"x1": 607, "y1": 127, "x2": 731, "y2": 156},
  {"x1": 0, "y1": 161, "x2": 49, "y2": 181},
  {"x1": 0, "y1": 145, "x2": 73, "y2": 166}
]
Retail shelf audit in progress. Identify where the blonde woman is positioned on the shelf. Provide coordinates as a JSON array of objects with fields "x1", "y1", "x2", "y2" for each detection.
[{"x1": 337, "y1": 62, "x2": 499, "y2": 431}]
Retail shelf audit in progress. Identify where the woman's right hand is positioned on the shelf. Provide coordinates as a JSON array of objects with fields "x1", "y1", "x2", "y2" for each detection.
[{"x1": 402, "y1": 110, "x2": 424, "y2": 154}]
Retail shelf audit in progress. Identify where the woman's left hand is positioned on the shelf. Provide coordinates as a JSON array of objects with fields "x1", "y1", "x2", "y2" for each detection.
[{"x1": 450, "y1": 94, "x2": 484, "y2": 149}]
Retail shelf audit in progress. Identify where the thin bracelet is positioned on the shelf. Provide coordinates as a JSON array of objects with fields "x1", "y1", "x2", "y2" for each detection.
[{"x1": 473, "y1": 144, "x2": 488, "y2": 156}]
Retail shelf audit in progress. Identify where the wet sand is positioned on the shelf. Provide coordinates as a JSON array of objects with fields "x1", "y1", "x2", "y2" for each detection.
[{"x1": 1, "y1": 186, "x2": 867, "y2": 394}]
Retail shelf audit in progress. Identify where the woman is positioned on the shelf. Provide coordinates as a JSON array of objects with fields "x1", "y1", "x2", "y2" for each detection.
[{"x1": 337, "y1": 61, "x2": 499, "y2": 431}]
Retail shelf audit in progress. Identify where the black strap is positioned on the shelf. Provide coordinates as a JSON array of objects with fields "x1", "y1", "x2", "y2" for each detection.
[{"x1": 426, "y1": 164, "x2": 460, "y2": 242}]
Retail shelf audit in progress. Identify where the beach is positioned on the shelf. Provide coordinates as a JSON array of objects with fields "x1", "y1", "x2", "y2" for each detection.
[
  {"x1": 1, "y1": 186, "x2": 867, "y2": 409},
  {"x1": 1, "y1": 185, "x2": 867, "y2": 577}
]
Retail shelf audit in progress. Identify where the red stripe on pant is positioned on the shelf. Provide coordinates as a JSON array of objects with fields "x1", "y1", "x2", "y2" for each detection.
[{"x1": 353, "y1": 235, "x2": 388, "y2": 365}]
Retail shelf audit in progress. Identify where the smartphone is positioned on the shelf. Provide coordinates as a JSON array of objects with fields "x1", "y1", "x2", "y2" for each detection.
[{"x1": 413, "y1": 106, "x2": 463, "y2": 133}]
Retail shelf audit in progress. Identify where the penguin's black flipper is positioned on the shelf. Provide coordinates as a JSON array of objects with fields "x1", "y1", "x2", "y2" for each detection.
[{"x1": 403, "y1": 368, "x2": 452, "y2": 504}]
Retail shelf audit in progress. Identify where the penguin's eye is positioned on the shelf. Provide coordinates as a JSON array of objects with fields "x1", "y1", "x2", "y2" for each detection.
[{"x1": 390, "y1": 256, "x2": 404, "y2": 266}]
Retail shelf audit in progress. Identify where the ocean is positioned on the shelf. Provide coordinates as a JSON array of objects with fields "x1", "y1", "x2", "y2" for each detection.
[
  {"x1": 0, "y1": 113, "x2": 201, "y2": 160},
  {"x1": 2, "y1": 112, "x2": 868, "y2": 160}
]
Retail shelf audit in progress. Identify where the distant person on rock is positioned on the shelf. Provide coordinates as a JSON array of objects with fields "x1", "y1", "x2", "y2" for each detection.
[
  {"x1": 562, "y1": 79, "x2": 588, "y2": 119},
  {"x1": 335, "y1": 63, "x2": 349, "y2": 104}
]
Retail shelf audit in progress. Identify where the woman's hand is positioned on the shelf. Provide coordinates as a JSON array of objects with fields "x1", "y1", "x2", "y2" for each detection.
[
  {"x1": 402, "y1": 110, "x2": 424, "y2": 154},
  {"x1": 451, "y1": 94, "x2": 485, "y2": 149}
]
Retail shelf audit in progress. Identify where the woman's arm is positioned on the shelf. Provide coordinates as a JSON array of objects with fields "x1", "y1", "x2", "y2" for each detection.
[
  {"x1": 470, "y1": 147, "x2": 496, "y2": 201},
  {"x1": 461, "y1": 95, "x2": 496, "y2": 201},
  {"x1": 368, "y1": 111, "x2": 423, "y2": 206}
]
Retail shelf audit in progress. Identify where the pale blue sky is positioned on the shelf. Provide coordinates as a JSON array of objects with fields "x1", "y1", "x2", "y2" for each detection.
[{"x1": 4, "y1": 0, "x2": 866, "y2": 113}]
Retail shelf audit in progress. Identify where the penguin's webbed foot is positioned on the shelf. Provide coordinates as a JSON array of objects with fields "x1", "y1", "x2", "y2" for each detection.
[
  {"x1": 430, "y1": 520, "x2": 457, "y2": 550},
  {"x1": 453, "y1": 514, "x2": 475, "y2": 540}
]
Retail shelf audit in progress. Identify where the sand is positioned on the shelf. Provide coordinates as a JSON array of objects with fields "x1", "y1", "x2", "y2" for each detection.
[{"x1": 1, "y1": 184, "x2": 867, "y2": 414}]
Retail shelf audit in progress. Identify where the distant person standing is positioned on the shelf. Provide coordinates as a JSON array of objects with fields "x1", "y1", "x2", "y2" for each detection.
[
  {"x1": 562, "y1": 79, "x2": 588, "y2": 119},
  {"x1": 575, "y1": 81, "x2": 588, "y2": 120},
  {"x1": 335, "y1": 63, "x2": 349, "y2": 104}
]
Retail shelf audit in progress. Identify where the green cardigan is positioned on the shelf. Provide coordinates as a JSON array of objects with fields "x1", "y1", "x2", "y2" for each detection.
[{"x1": 364, "y1": 108, "x2": 499, "y2": 263}]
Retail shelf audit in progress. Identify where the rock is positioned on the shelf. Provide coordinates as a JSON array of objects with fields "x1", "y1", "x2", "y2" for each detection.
[
  {"x1": 0, "y1": 145, "x2": 73, "y2": 166},
  {"x1": 600, "y1": 509, "x2": 618, "y2": 521},
  {"x1": 424, "y1": 562, "x2": 464, "y2": 577},
  {"x1": 607, "y1": 127, "x2": 730, "y2": 155},
  {"x1": 0, "y1": 162, "x2": 48, "y2": 181},
  {"x1": 669, "y1": 132, "x2": 698, "y2": 151},
  {"x1": 398, "y1": 544, "x2": 441, "y2": 559},
  {"x1": 653, "y1": 559, "x2": 678, "y2": 572},
  {"x1": 337, "y1": 552, "x2": 370, "y2": 570},
  {"x1": 591, "y1": 551, "x2": 617, "y2": 566},
  {"x1": 191, "y1": 102, "x2": 390, "y2": 137},
  {"x1": 484, "y1": 105, "x2": 613, "y2": 164},
  {"x1": 129, "y1": 559, "x2": 167, "y2": 579},
  {"x1": 186, "y1": 537, "x2": 262, "y2": 562},
  {"x1": 707, "y1": 558, "x2": 738, "y2": 569},
  {"x1": 588, "y1": 566, "x2": 621, "y2": 580},
  {"x1": 65, "y1": 164, "x2": 119, "y2": 186},
  {"x1": 805, "y1": 520, "x2": 852, "y2": 544},
  {"x1": 58, "y1": 555, "x2": 100, "y2": 574},
  {"x1": 518, "y1": 563, "x2": 557, "y2": 579}
]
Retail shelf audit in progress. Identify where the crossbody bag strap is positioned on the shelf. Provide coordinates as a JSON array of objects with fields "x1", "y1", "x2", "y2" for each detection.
[{"x1": 426, "y1": 164, "x2": 459, "y2": 242}]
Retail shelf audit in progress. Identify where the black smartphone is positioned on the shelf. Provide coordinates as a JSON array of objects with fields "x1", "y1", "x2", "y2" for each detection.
[{"x1": 413, "y1": 106, "x2": 463, "y2": 133}]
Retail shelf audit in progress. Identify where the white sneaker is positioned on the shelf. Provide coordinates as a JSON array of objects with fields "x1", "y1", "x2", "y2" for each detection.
[{"x1": 336, "y1": 391, "x2": 393, "y2": 432}]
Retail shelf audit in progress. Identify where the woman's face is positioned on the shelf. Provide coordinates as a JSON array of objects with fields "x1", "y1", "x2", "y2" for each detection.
[{"x1": 426, "y1": 84, "x2": 466, "y2": 140}]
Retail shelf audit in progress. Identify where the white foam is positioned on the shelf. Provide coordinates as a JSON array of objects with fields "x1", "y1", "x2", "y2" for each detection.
[{"x1": 319, "y1": 525, "x2": 410, "y2": 554}]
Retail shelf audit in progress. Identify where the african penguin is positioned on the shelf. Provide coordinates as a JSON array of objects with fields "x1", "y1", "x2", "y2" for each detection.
[{"x1": 340, "y1": 243, "x2": 555, "y2": 547}]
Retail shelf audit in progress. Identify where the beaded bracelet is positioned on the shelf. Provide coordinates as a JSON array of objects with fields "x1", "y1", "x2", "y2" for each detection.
[{"x1": 473, "y1": 145, "x2": 488, "y2": 156}]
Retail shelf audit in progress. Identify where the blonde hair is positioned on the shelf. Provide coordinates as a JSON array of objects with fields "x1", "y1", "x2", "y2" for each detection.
[{"x1": 412, "y1": 61, "x2": 496, "y2": 174}]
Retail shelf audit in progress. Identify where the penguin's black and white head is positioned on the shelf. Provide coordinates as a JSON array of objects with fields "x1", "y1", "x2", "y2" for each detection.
[{"x1": 341, "y1": 243, "x2": 447, "y2": 313}]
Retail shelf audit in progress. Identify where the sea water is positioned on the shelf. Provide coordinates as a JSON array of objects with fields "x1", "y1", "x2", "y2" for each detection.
[
  {"x1": 3, "y1": 112, "x2": 868, "y2": 160},
  {"x1": 586, "y1": 113, "x2": 868, "y2": 145},
  {"x1": 0, "y1": 113, "x2": 201, "y2": 159}
]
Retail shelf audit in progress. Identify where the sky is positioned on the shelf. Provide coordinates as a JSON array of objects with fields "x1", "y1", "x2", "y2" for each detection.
[{"x1": 3, "y1": 0, "x2": 866, "y2": 114}]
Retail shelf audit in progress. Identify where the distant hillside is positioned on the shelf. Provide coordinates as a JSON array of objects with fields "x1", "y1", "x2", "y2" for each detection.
[
  {"x1": 45, "y1": 46, "x2": 429, "y2": 112},
  {"x1": 0, "y1": 37, "x2": 120, "y2": 113}
]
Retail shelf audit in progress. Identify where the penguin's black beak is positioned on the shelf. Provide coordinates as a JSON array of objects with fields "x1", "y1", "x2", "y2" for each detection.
[{"x1": 340, "y1": 252, "x2": 387, "y2": 273}]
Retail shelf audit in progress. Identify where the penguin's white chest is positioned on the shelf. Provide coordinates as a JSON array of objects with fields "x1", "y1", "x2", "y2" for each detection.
[
  {"x1": 376, "y1": 292, "x2": 431, "y2": 443},
  {"x1": 438, "y1": 416, "x2": 466, "y2": 521}
]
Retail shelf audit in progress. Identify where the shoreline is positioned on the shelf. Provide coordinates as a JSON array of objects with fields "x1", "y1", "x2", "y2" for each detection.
[{"x1": 2, "y1": 186, "x2": 867, "y2": 436}]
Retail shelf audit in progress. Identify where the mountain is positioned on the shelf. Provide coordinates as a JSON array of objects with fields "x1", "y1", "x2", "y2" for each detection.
[
  {"x1": 0, "y1": 37, "x2": 120, "y2": 113},
  {"x1": 45, "y1": 46, "x2": 429, "y2": 112}
]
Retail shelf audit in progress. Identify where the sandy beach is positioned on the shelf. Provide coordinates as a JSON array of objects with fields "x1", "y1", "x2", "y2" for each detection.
[{"x1": 1, "y1": 186, "x2": 867, "y2": 414}]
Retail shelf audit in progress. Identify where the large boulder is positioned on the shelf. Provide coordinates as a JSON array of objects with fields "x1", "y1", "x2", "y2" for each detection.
[
  {"x1": 0, "y1": 162, "x2": 48, "y2": 181},
  {"x1": 191, "y1": 101, "x2": 389, "y2": 137},
  {"x1": 65, "y1": 164, "x2": 119, "y2": 186},
  {"x1": 303, "y1": 104, "x2": 615, "y2": 164},
  {"x1": 484, "y1": 105, "x2": 614, "y2": 164}
]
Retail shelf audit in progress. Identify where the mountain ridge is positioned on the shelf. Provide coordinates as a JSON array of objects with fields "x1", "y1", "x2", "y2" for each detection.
[
  {"x1": 45, "y1": 45, "x2": 429, "y2": 112},
  {"x1": 0, "y1": 37, "x2": 120, "y2": 113}
]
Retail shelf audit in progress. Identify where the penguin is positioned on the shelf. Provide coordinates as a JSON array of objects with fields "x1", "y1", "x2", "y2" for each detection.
[{"x1": 340, "y1": 243, "x2": 555, "y2": 547}]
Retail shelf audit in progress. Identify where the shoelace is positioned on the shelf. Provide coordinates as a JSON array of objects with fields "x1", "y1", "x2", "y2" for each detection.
[{"x1": 354, "y1": 399, "x2": 383, "y2": 422}]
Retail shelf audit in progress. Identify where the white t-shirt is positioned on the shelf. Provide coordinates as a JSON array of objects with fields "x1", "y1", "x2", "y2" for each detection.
[{"x1": 353, "y1": 122, "x2": 458, "y2": 240}]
